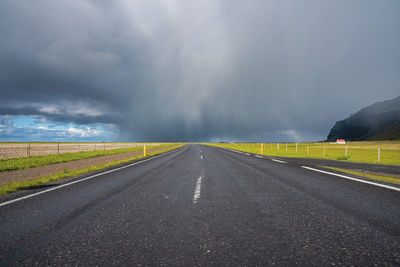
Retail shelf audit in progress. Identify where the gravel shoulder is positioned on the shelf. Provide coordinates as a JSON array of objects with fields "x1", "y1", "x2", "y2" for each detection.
[{"x1": 0, "y1": 146, "x2": 173, "y2": 187}]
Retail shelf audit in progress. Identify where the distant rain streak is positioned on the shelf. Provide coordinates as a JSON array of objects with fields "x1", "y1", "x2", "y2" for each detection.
[{"x1": 0, "y1": 0, "x2": 399, "y2": 142}]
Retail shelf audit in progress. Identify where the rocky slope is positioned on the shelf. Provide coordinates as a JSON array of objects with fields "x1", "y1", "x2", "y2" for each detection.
[{"x1": 327, "y1": 96, "x2": 400, "y2": 141}]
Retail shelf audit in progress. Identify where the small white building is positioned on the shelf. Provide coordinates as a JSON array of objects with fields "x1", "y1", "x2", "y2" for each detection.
[{"x1": 336, "y1": 139, "x2": 346, "y2": 144}]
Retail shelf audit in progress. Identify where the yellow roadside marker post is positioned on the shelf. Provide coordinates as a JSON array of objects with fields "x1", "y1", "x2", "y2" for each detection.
[
  {"x1": 260, "y1": 143, "x2": 263, "y2": 154},
  {"x1": 144, "y1": 145, "x2": 146, "y2": 157}
]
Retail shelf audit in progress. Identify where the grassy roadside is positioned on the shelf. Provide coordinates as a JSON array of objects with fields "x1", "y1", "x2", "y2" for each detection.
[
  {"x1": 0, "y1": 144, "x2": 174, "y2": 172},
  {"x1": 321, "y1": 166, "x2": 400, "y2": 185},
  {"x1": 0, "y1": 144, "x2": 182, "y2": 196},
  {"x1": 205, "y1": 141, "x2": 400, "y2": 166}
]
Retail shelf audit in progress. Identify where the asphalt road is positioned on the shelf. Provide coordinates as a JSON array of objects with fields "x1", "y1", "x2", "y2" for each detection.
[{"x1": 1, "y1": 144, "x2": 399, "y2": 266}]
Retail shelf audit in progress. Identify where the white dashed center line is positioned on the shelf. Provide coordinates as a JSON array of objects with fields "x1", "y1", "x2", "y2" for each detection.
[{"x1": 193, "y1": 176, "x2": 202, "y2": 204}]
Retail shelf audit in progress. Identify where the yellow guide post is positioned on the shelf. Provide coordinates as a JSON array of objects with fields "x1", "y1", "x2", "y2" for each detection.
[
  {"x1": 260, "y1": 143, "x2": 263, "y2": 154},
  {"x1": 144, "y1": 145, "x2": 146, "y2": 157}
]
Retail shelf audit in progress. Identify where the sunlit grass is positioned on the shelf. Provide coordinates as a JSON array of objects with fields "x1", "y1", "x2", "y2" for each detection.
[
  {"x1": 0, "y1": 144, "x2": 174, "y2": 172},
  {"x1": 205, "y1": 141, "x2": 400, "y2": 165},
  {"x1": 0, "y1": 144, "x2": 182, "y2": 196}
]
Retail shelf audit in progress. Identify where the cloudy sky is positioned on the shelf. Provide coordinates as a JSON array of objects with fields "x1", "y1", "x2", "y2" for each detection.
[{"x1": 0, "y1": 0, "x2": 399, "y2": 142}]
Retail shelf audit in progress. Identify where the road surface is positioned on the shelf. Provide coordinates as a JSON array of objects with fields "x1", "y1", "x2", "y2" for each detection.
[{"x1": 1, "y1": 144, "x2": 399, "y2": 265}]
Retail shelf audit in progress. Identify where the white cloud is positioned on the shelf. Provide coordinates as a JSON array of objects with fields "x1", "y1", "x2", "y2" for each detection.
[
  {"x1": 0, "y1": 115, "x2": 116, "y2": 141},
  {"x1": 67, "y1": 127, "x2": 100, "y2": 137},
  {"x1": 38, "y1": 106, "x2": 61, "y2": 115},
  {"x1": 68, "y1": 105, "x2": 104, "y2": 117},
  {"x1": 0, "y1": 117, "x2": 15, "y2": 135},
  {"x1": 37, "y1": 126, "x2": 51, "y2": 131}
]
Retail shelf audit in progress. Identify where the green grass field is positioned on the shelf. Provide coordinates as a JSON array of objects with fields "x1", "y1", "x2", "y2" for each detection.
[
  {"x1": 0, "y1": 143, "x2": 177, "y2": 172},
  {"x1": 0, "y1": 144, "x2": 182, "y2": 196},
  {"x1": 206, "y1": 141, "x2": 400, "y2": 165}
]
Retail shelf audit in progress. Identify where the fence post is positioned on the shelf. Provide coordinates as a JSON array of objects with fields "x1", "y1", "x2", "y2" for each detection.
[
  {"x1": 143, "y1": 145, "x2": 146, "y2": 157},
  {"x1": 296, "y1": 143, "x2": 298, "y2": 153},
  {"x1": 104, "y1": 144, "x2": 106, "y2": 151},
  {"x1": 345, "y1": 146, "x2": 348, "y2": 157},
  {"x1": 307, "y1": 145, "x2": 309, "y2": 155},
  {"x1": 378, "y1": 147, "x2": 380, "y2": 162},
  {"x1": 27, "y1": 144, "x2": 30, "y2": 157},
  {"x1": 277, "y1": 143, "x2": 279, "y2": 151},
  {"x1": 323, "y1": 144, "x2": 325, "y2": 157},
  {"x1": 58, "y1": 142, "x2": 60, "y2": 155},
  {"x1": 286, "y1": 143, "x2": 288, "y2": 152}
]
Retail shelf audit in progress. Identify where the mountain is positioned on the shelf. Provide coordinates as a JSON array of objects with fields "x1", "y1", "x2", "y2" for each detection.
[{"x1": 327, "y1": 96, "x2": 400, "y2": 141}]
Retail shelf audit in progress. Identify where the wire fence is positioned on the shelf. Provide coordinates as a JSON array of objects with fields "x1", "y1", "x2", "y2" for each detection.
[
  {"x1": 0, "y1": 143, "x2": 160, "y2": 159},
  {"x1": 217, "y1": 142, "x2": 400, "y2": 165}
]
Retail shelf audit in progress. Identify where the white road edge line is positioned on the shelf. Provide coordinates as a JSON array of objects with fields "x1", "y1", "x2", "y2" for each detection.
[
  {"x1": 0, "y1": 147, "x2": 183, "y2": 208},
  {"x1": 301, "y1": 166, "x2": 400, "y2": 192},
  {"x1": 271, "y1": 159, "x2": 287, "y2": 164},
  {"x1": 193, "y1": 176, "x2": 202, "y2": 204},
  {"x1": 226, "y1": 148, "x2": 245, "y2": 155},
  {"x1": 217, "y1": 146, "x2": 291, "y2": 164}
]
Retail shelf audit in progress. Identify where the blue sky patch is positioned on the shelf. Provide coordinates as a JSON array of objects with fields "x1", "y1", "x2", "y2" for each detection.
[{"x1": 0, "y1": 116, "x2": 117, "y2": 142}]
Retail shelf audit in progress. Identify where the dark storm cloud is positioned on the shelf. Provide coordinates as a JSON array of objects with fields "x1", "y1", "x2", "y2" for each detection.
[{"x1": 1, "y1": 0, "x2": 399, "y2": 141}]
